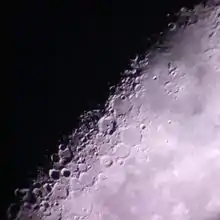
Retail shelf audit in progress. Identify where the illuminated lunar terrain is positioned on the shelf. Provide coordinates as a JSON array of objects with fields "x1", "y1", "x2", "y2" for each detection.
[{"x1": 10, "y1": 3, "x2": 220, "y2": 220}]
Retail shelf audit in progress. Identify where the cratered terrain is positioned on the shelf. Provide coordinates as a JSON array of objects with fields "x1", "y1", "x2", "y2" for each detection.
[{"x1": 10, "y1": 3, "x2": 220, "y2": 220}]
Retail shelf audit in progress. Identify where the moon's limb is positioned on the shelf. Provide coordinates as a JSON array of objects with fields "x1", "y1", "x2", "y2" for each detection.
[{"x1": 10, "y1": 3, "x2": 220, "y2": 220}]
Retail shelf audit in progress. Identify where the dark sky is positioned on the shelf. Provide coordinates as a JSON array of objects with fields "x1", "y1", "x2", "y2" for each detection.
[{"x1": 7, "y1": 0, "x2": 204, "y2": 218}]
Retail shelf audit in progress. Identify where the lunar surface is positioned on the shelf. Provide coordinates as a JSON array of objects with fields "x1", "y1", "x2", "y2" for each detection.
[{"x1": 10, "y1": 3, "x2": 220, "y2": 220}]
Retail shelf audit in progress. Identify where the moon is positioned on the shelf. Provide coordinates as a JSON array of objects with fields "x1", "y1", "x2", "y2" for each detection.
[{"x1": 9, "y1": 3, "x2": 220, "y2": 220}]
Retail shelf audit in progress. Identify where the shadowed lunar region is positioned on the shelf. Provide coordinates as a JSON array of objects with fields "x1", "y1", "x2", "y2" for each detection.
[{"x1": 10, "y1": 3, "x2": 220, "y2": 220}]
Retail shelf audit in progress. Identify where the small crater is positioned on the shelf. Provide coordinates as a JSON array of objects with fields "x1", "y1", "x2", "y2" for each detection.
[
  {"x1": 168, "y1": 22, "x2": 177, "y2": 31},
  {"x1": 58, "y1": 147, "x2": 73, "y2": 163},
  {"x1": 98, "y1": 116, "x2": 117, "y2": 135},
  {"x1": 41, "y1": 208, "x2": 51, "y2": 216},
  {"x1": 40, "y1": 200, "x2": 50, "y2": 209},
  {"x1": 32, "y1": 182, "x2": 41, "y2": 188},
  {"x1": 97, "y1": 173, "x2": 108, "y2": 182},
  {"x1": 112, "y1": 143, "x2": 131, "y2": 159},
  {"x1": 79, "y1": 171, "x2": 95, "y2": 187},
  {"x1": 51, "y1": 183, "x2": 69, "y2": 200},
  {"x1": 58, "y1": 144, "x2": 67, "y2": 151},
  {"x1": 51, "y1": 154, "x2": 60, "y2": 163},
  {"x1": 14, "y1": 188, "x2": 29, "y2": 199},
  {"x1": 43, "y1": 183, "x2": 52, "y2": 193},
  {"x1": 99, "y1": 155, "x2": 113, "y2": 168},
  {"x1": 111, "y1": 96, "x2": 132, "y2": 117},
  {"x1": 60, "y1": 168, "x2": 71, "y2": 177},
  {"x1": 140, "y1": 124, "x2": 146, "y2": 130},
  {"x1": 39, "y1": 205, "x2": 47, "y2": 213},
  {"x1": 116, "y1": 158, "x2": 125, "y2": 166},
  {"x1": 32, "y1": 188, "x2": 42, "y2": 197},
  {"x1": 168, "y1": 62, "x2": 178, "y2": 77},
  {"x1": 49, "y1": 169, "x2": 60, "y2": 180}
]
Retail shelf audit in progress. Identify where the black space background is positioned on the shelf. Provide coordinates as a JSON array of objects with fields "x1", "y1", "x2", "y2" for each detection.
[{"x1": 8, "y1": 0, "x2": 204, "y2": 218}]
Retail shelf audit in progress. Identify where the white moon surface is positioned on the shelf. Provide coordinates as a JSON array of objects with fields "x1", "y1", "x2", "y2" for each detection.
[{"x1": 10, "y1": 3, "x2": 220, "y2": 220}]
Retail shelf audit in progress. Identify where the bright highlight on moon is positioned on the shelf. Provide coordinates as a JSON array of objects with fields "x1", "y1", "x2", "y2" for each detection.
[{"x1": 10, "y1": 3, "x2": 220, "y2": 220}]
